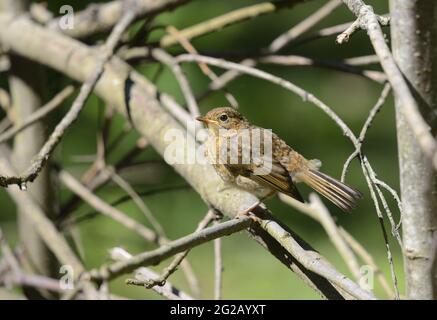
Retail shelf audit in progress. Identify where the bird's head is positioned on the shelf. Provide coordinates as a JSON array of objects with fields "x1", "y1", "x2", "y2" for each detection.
[{"x1": 196, "y1": 107, "x2": 249, "y2": 133}]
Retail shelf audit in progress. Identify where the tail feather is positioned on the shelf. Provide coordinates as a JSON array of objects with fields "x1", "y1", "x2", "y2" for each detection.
[
  {"x1": 300, "y1": 169, "x2": 363, "y2": 213},
  {"x1": 305, "y1": 174, "x2": 355, "y2": 212}
]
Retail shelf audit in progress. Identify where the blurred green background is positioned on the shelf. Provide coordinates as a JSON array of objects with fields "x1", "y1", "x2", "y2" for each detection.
[{"x1": 0, "y1": 0, "x2": 403, "y2": 299}]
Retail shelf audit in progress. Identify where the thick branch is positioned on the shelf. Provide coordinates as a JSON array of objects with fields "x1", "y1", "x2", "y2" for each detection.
[
  {"x1": 389, "y1": 0, "x2": 437, "y2": 299},
  {"x1": 48, "y1": 0, "x2": 191, "y2": 38}
]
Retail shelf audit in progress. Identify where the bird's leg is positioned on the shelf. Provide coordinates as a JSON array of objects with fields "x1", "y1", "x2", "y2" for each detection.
[
  {"x1": 236, "y1": 188, "x2": 275, "y2": 222},
  {"x1": 211, "y1": 207, "x2": 224, "y2": 221},
  {"x1": 236, "y1": 200, "x2": 262, "y2": 223}
]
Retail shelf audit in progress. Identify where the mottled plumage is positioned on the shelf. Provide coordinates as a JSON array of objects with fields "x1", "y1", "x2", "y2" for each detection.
[{"x1": 197, "y1": 107, "x2": 362, "y2": 212}]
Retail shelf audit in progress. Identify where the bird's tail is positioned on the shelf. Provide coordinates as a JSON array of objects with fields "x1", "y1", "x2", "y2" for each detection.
[{"x1": 298, "y1": 169, "x2": 362, "y2": 213}]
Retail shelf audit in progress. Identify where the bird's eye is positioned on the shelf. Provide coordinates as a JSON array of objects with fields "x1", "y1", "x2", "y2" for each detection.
[{"x1": 219, "y1": 114, "x2": 229, "y2": 122}]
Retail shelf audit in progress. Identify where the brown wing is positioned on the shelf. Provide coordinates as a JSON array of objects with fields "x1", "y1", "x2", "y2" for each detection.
[
  {"x1": 247, "y1": 160, "x2": 304, "y2": 202},
  {"x1": 222, "y1": 126, "x2": 304, "y2": 202}
]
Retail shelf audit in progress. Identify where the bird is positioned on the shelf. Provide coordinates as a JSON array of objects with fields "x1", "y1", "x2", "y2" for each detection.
[{"x1": 196, "y1": 107, "x2": 362, "y2": 213}]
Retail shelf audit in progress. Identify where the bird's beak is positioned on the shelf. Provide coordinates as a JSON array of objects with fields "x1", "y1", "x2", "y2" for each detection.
[
  {"x1": 197, "y1": 116, "x2": 218, "y2": 125},
  {"x1": 197, "y1": 116, "x2": 215, "y2": 124}
]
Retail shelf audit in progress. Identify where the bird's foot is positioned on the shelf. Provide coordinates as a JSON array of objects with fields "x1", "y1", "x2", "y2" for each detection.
[{"x1": 236, "y1": 200, "x2": 261, "y2": 223}]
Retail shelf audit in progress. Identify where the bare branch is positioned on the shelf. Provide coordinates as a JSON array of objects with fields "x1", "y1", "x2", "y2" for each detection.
[
  {"x1": 110, "y1": 247, "x2": 193, "y2": 300},
  {"x1": 341, "y1": 83, "x2": 391, "y2": 181},
  {"x1": 213, "y1": 219, "x2": 223, "y2": 300},
  {"x1": 151, "y1": 48, "x2": 200, "y2": 117},
  {"x1": 159, "y1": 1, "x2": 305, "y2": 48},
  {"x1": 126, "y1": 210, "x2": 214, "y2": 289},
  {"x1": 59, "y1": 170, "x2": 160, "y2": 244},
  {"x1": 269, "y1": 0, "x2": 342, "y2": 52},
  {"x1": 258, "y1": 55, "x2": 386, "y2": 83},
  {"x1": 0, "y1": 85, "x2": 74, "y2": 144},
  {"x1": 110, "y1": 171, "x2": 166, "y2": 237},
  {"x1": 48, "y1": 0, "x2": 191, "y2": 38},
  {"x1": 360, "y1": 157, "x2": 400, "y2": 299},
  {"x1": 60, "y1": 167, "x2": 201, "y2": 297},
  {"x1": 89, "y1": 216, "x2": 253, "y2": 281},
  {"x1": 165, "y1": 25, "x2": 238, "y2": 108}
]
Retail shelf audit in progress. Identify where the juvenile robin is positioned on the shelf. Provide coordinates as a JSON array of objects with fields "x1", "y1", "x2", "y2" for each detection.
[{"x1": 197, "y1": 107, "x2": 362, "y2": 212}]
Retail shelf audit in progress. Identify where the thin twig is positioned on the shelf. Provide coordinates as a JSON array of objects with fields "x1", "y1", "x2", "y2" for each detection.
[
  {"x1": 343, "y1": 55, "x2": 380, "y2": 66},
  {"x1": 203, "y1": 0, "x2": 343, "y2": 97},
  {"x1": 151, "y1": 48, "x2": 200, "y2": 117},
  {"x1": 0, "y1": 86, "x2": 74, "y2": 144},
  {"x1": 268, "y1": 0, "x2": 342, "y2": 53},
  {"x1": 336, "y1": 12, "x2": 389, "y2": 44},
  {"x1": 374, "y1": 179, "x2": 403, "y2": 228},
  {"x1": 59, "y1": 170, "x2": 160, "y2": 244},
  {"x1": 213, "y1": 218, "x2": 223, "y2": 300},
  {"x1": 338, "y1": 228, "x2": 394, "y2": 298},
  {"x1": 60, "y1": 137, "x2": 149, "y2": 220},
  {"x1": 341, "y1": 83, "x2": 391, "y2": 181},
  {"x1": 127, "y1": 210, "x2": 215, "y2": 289},
  {"x1": 360, "y1": 156, "x2": 400, "y2": 300},
  {"x1": 165, "y1": 25, "x2": 238, "y2": 108},
  {"x1": 111, "y1": 247, "x2": 193, "y2": 300},
  {"x1": 110, "y1": 171, "x2": 166, "y2": 237},
  {"x1": 336, "y1": 82, "x2": 402, "y2": 299},
  {"x1": 159, "y1": 1, "x2": 297, "y2": 48},
  {"x1": 1, "y1": 271, "x2": 62, "y2": 293},
  {"x1": 364, "y1": 158, "x2": 403, "y2": 247},
  {"x1": 258, "y1": 55, "x2": 386, "y2": 83}
]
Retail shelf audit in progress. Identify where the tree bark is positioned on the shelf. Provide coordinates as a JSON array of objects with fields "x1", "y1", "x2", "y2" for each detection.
[
  {"x1": 390, "y1": 0, "x2": 437, "y2": 299},
  {"x1": 1, "y1": 0, "x2": 58, "y2": 298}
]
